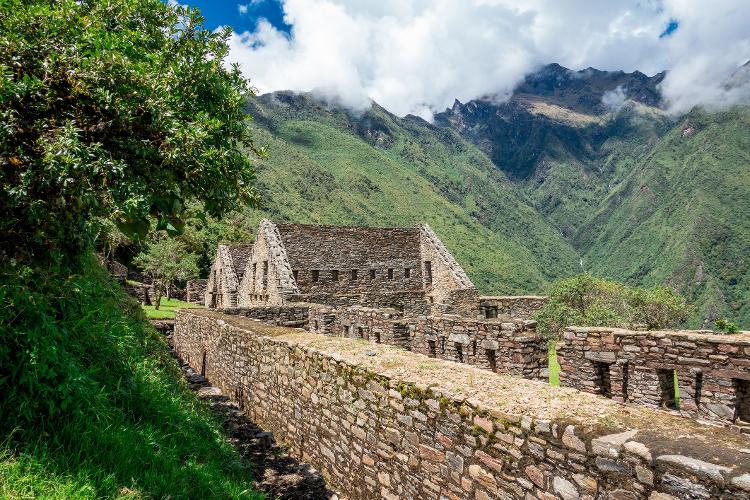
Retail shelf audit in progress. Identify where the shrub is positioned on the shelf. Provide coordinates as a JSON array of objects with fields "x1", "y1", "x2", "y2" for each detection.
[
  {"x1": 535, "y1": 274, "x2": 690, "y2": 339},
  {"x1": 715, "y1": 318, "x2": 739, "y2": 334}
]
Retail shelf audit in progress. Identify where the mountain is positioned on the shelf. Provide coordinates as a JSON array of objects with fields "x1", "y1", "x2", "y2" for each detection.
[
  {"x1": 242, "y1": 64, "x2": 750, "y2": 326},
  {"x1": 242, "y1": 91, "x2": 581, "y2": 294}
]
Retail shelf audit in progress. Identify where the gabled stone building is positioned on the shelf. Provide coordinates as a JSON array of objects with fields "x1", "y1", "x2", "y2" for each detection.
[
  {"x1": 205, "y1": 219, "x2": 479, "y2": 316},
  {"x1": 205, "y1": 243, "x2": 253, "y2": 308}
]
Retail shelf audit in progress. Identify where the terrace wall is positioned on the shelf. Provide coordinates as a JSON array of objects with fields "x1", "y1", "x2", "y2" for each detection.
[
  {"x1": 173, "y1": 309, "x2": 750, "y2": 500},
  {"x1": 557, "y1": 326, "x2": 750, "y2": 428},
  {"x1": 478, "y1": 296, "x2": 549, "y2": 321}
]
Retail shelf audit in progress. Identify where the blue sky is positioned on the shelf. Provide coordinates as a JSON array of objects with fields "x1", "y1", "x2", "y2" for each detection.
[{"x1": 185, "y1": 0, "x2": 290, "y2": 34}]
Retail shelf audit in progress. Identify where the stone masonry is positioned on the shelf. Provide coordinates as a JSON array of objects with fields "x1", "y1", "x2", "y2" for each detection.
[
  {"x1": 557, "y1": 326, "x2": 750, "y2": 428},
  {"x1": 174, "y1": 309, "x2": 750, "y2": 500},
  {"x1": 205, "y1": 220, "x2": 480, "y2": 316}
]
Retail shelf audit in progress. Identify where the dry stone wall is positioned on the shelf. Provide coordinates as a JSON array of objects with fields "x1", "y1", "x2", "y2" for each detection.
[
  {"x1": 173, "y1": 309, "x2": 750, "y2": 500},
  {"x1": 186, "y1": 279, "x2": 208, "y2": 304},
  {"x1": 557, "y1": 327, "x2": 750, "y2": 429},
  {"x1": 479, "y1": 296, "x2": 549, "y2": 321},
  {"x1": 409, "y1": 315, "x2": 546, "y2": 380}
]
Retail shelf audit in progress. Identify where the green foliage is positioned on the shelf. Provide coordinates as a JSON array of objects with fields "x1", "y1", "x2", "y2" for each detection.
[
  {"x1": 534, "y1": 274, "x2": 690, "y2": 339},
  {"x1": 715, "y1": 318, "x2": 739, "y2": 334},
  {"x1": 142, "y1": 297, "x2": 202, "y2": 319},
  {"x1": 133, "y1": 235, "x2": 199, "y2": 308},
  {"x1": 0, "y1": 0, "x2": 261, "y2": 265},
  {"x1": 0, "y1": 258, "x2": 259, "y2": 497}
]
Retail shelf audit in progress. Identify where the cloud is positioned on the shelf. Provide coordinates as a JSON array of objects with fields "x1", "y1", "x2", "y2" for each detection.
[
  {"x1": 224, "y1": 0, "x2": 750, "y2": 117},
  {"x1": 238, "y1": 4, "x2": 248, "y2": 14},
  {"x1": 602, "y1": 85, "x2": 628, "y2": 112}
]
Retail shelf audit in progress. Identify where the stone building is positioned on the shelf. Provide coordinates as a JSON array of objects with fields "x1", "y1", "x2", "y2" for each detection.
[
  {"x1": 205, "y1": 220, "x2": 480, "y2": 316},
  {"x1": 204, "y1": 243, "x2": 253, "y2": 308}
]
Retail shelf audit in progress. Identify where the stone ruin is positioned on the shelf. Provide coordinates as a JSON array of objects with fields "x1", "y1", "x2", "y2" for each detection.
[
  {"x1": 557, "y1": 327, "x2": 750, "y2": 429},
  {"x1": 186, "y1": 220, "x2": 750, "y2": 498}
]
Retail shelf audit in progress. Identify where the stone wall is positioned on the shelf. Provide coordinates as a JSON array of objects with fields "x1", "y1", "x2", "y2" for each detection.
[
  {"x1": 419, "y1": 224, "x2": 479, "y2": 315},
  {"x1": 186, "y1": 279, "x2": 208, "y2": 304},
  {"x1": 308, "y1": 304, "x2": 410, "y2": 349},
  {"x1": 173, "y1": 309, "x2": 750, "y2": 500},
  {"x1": 219, "y1": 305, "x2": 310, "y2": 328},
  {"x1": 277, "y1": 223, "x2": 425, "y2": 296},
  {"x1": 306, "y1": 304, "x2": 547, "y2": 380},
  {"x1": 409, "y1": 315, "x2": 546, "y2": 380},
  {"x1": 290, "y1": 290, "x2": 431, "y2": 316},
  {"x1": 237, "y1": 219, "x2": 299, "y2": 307},
  {"x1": 557, "y1": 326, "x2": 750, "y2": 428},
  {"x1": 205, "y1": 244, "x2": 253, "y2": 308},
  {"x1": 478, "y1": 296, "x2": 549, "y2": 321}
]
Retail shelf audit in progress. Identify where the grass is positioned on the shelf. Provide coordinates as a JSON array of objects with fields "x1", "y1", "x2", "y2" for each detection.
[
  {"x1": 143, "y1": 297, "x2": 203, "y2": 319},
  {"x1": 0, "y1": 260, "x2": 261, "y2": 498},
  {"x1": 548, "y1": 342, "x2": 560, "y2": 387}
]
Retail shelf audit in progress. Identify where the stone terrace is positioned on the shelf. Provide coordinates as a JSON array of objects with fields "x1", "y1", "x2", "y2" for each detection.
[
  {"x1": 558, "y1": 326, "x2": 750, "y2": 428},
  {"x1": 174, "y1": 309, "x2": 750, "y2": 500}
]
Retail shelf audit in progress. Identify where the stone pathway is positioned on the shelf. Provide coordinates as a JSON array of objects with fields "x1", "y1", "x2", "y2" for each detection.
[{"x1": 162, "y1": 323, "x2": 337, "y2": 500}]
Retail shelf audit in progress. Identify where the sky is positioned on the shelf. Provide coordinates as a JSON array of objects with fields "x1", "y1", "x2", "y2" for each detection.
[{"x1": 182, "y1": 0, "x2": 750, "y2": 119}]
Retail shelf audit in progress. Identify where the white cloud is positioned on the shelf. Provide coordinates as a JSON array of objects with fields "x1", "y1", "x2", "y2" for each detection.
[
  {"x1": 224, "y1": 0, "x2": 750, "y2": 117},
  {"x1": 602, "y1": 85, "x2": 628, "y2": 111},
  {"x1": 238, "y1": 4, "x2": 248, "y2": 14}
]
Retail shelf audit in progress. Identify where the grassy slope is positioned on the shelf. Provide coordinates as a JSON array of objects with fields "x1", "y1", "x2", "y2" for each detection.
[
  {"x1": 0, "y1": 262, "x2": 260, "y2": 498},
  {"x1": 578, "y1": 107, "x2": 750, "y2": 326},
  {"x1": 246, "y1": 94, "x2": 580, "y2": 294}
]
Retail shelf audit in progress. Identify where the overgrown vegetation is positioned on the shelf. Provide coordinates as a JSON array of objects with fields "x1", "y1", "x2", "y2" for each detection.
[
  {"x1": 0, "y1": 261, "x2": 259, "y2": 498},
  {"x1": 1, "y1": 0, "x2": 262, "y2": 495},
  {"x1": 134, "y1": 236, "x2": 199, "y2": 309},
  {"x1": 535, "y1": 274, "x2": 690, "y2": 339}
]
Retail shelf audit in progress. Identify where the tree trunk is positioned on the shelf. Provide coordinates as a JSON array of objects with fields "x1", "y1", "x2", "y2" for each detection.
[
  {"x1": 154, "y1": 280, "x2": 164, "y2": 310},
  {"x1": 166, "y1": 282, "x2": 171, "y2": 301}
]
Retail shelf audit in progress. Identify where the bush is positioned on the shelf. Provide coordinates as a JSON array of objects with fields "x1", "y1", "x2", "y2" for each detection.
[
  {"x1": 715, "y1": 318, "x2": 739, "y2": 334},
  {"x1": 0, "y1": 258, "x2": 260, "y2": 497},
  {"x1": 535, "y1": 274, "x2": 690, "y2": 339}
]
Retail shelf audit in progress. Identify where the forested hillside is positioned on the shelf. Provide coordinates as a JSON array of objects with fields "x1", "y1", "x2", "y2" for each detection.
[
  {"x1": 243, "y1": 66, "x2": 750, "y2": 326},
  {"x1": 244, "y1": 92, "x2": 580, "y2": 294}
]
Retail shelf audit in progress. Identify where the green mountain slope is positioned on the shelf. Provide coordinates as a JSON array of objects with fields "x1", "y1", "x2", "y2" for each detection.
[
  {"x1": 244, "y1": 92, "x2": 580, "y2": 294},
  {"x1": 578, "y1": 107, "x2": 750, "y2": 327}
]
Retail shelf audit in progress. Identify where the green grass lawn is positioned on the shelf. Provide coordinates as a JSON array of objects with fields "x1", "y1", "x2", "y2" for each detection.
[{"x1": 143, "y1": 298, "x2": 203, "y2": 319}]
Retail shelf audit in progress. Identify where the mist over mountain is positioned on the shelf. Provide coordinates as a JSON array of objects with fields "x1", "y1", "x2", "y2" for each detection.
[{"x1": 246, "y1": 63, "x2": 750, "y2": 327}]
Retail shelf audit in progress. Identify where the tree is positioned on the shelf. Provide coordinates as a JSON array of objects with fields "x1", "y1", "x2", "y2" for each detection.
[
  {"x1": 0, "y1": 0, "x2": 262, "y2": 266},
  {"x1": 535, "y1": 274, "x2": 690, "y2": 339},
  {"x1": 133, "y1": 237, "x2": 199, "y2": 309}
]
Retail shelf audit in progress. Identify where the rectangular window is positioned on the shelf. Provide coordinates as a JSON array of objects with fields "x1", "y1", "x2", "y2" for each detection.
[
  {"x1": 331, "y1": 270, "x2": 339, "y2": 281},
  {"x1": 374, "y1": 331, "x2": 381, "y2": 343},
  {"x1": 404, "y1": 268, "x2": 411, "y2": 278},
  {"x1": 388, "y1": 268, "x2": 394, "y2": 280},
  {"x1": 292, "y1": 270, "x2": 299, "y2": 282},
  {"x1": 344, "y1": 325, "x2": 350, "y2": 336},
  {"x1": 455, "y1": 343, "x2": 464, "y2": 363},
  {"x1": 358, "y1": 326, "x2": 364, "y2": 339},
  {"x1": 485, "y1": 306, "x2": 498, "y2": 319},
  {"x1": 369, "y1": 269, "x2": 376, "y2": 280},
  {"x1": 428, "y1": 340, "x2": 437, "y2": 358},
  {"x1": 424, "y1": 261, "x2": 432, "y2": 281},
  {"x1": 351, "y1": 269, "x2": 358, "y2": 281},
  {"x1": 311, "y1": 270, "x2": 319, "y2": 282}
]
